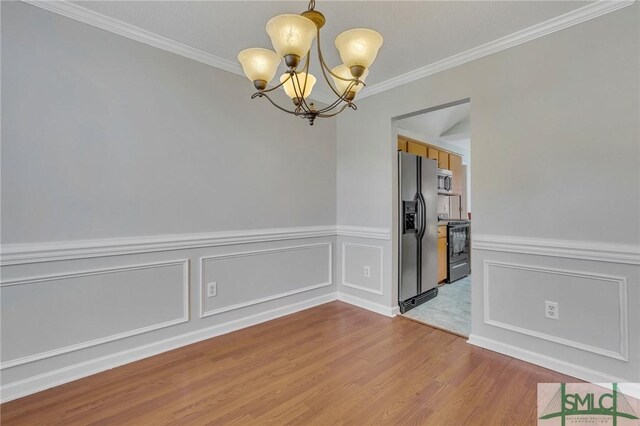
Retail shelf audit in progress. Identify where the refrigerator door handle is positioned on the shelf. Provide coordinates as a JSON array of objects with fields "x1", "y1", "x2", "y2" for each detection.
[
  {"x1": 417, "y1": 192, "x2": 427, "y2": 240},
  {"x1": 413, "y1": 194, "x2": 422, "y2": 239}
]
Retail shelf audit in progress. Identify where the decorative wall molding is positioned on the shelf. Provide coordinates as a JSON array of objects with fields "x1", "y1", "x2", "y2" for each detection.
[
  {"x1": 199, "y1": 243, "x2": 333, "y2": 318},
  {"x1": 0, "y1": 225, "x2": 396, "y2": 266},
  {"x1": 337, "y1": 292, "x2": 398, "y2": 318},
  {"x1": 0, "y1": 259, "x2": 190, "y2": 370},
  {"x1": 473, "y1": 234, "x2": 640, "y2": 265},
  {"x1": 0, "y1": 226, "x2": 336, "y2": 266},
  {"x1": 358, "y1": 0, "x2": 635, "y2": 99},
  {"x1": 0, "y1": 293, "x2": 337, "y2": 403},
  {"x1": 341, "y1": 243, "x2": 384, "y2": 295},
  {"x1": 336, "y1": 226, "x2": 391, "y2": 240},
  {"x1": 24, "y1": 0, "x2": 632, "y2": 104},
  {"x1": 19, "y1": 0, "x2": 335, "y2": 105},
  {"x1": 21, "y1": 0, "x2": 243, "y2": 75},
  {"x1": 467, "y1": 334, "x2": 633, "y2": 385},
  {"x1": 483, "y1": 260, "x2": 629, "y2": 362}
]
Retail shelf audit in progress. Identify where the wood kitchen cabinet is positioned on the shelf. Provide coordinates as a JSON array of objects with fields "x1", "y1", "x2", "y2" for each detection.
[
  {"x1": 397, "y1": 138, "x2": 407, "y2": 152},
  {"x1": 449, "y1": 154, "x2": 463, "y2": 194},
  {"x1": 438, "y1": 226, "x2": 448, "y2": 283},
  {"x1": 438, "y1": 151, "x2": 449, "y2": 170},
  {"x1": 407, "y1": 141, "x2": 428, "y2": 157},
  {"x1": 427, "y1": 147, "x2": 439, "y2": 162}
]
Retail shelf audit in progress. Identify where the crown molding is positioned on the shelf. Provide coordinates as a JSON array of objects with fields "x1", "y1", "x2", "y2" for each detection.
[
  {"x1": 21, "y1": 0, "x2": 243, "y2": 76},
  {"x1": 20, "y1": 0, "x2": 335, "y2": 105},
  {"x1": 357, "y1": 0, "x2": 635, "y2": 99},
  {"x1": 21, "y1": 0, "x2": 633, "y2": 104}
]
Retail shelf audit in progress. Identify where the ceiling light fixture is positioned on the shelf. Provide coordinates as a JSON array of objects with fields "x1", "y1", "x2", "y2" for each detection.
[{"x1": 237, "y1": 0, "x2": 383, "y2": 125}]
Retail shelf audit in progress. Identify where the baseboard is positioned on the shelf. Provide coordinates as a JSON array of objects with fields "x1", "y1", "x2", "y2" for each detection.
[
  {"x1": 337, "y1": 291, "x2": 398, "y2": 318},
  {"x1": 467, "y1": 334, "x2": 633, "y2": 385},
  {"x1": 0, "y1": 292, "x2": 337, "y2": 403}
]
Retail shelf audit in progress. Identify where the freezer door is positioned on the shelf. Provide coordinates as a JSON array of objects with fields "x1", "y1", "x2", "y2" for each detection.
[
  {"x1": 420, "y1": 158, "x2": 439, "y2": 293},
  {"x1": 399, "y1": 152, "x2": 419, "y2": 302}
]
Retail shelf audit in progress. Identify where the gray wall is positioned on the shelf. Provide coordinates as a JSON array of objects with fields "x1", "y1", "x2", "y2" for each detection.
[
  {"x1": 2, "y1": 0, "x2": 639, "y2": 401},
  {"x1": 0, "y1": 1, "x2": 337, "y2": 401},
  {"x1": 336, "y1": 4, "x2": 640, "y2": 383},
  {"x1": 1, "y1": 1, "x2": 336, "y2": 244}
]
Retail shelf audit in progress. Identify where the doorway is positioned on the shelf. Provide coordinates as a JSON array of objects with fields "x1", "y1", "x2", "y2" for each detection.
[{"x1": 394, "y1": 100, "x2": 472, "y2": 337}]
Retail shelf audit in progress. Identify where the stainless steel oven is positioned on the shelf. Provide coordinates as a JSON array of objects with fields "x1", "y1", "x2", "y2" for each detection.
[{"x1": 447, "y1": 220, "x2": 471, "y2": 282}]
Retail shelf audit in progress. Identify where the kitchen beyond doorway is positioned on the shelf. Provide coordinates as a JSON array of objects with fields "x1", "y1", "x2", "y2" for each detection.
[
  {"x1": 403, "y1": 275, "x2": 471, "y2": 337},
  {"x1": 395, "y1": 99, "x2": 471, "y2": 337}
]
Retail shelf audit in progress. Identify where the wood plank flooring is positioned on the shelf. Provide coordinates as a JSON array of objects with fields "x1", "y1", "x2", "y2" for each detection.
[{"x1": 1, "y1": 301, "x2": 576, "y2": 425}]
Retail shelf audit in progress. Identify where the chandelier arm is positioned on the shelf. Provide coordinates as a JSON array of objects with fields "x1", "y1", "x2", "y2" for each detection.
[
  {"x1": 316, "y1": 80, "x2": 358, "y2": 113},
  {"x1": 259, "y1": 73, "x2": 293, "y2": 94},
  {"x1": 316, "y1": 103, "x2": 351, "y2": 118},
  {"x1": 314, "y1": 31, "x2": 346, "y2": 99},
  {"x1": 253, "y1": 92, "x2": 304, "y2": 116},
  {"x1": 296, "y1": 52, "x2": 315, "y2": 113},
  {"x1": 296, "y1": 51, "x2": 315, "y2": 112},
  {"x1": 316, "y1": 94, "x2": 350, "y2": 114},
  {"x1": 291, "y1": 71, "x2": 312, "y2": 114}
]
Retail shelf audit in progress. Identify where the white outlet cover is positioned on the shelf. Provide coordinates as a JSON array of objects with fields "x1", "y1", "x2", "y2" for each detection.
[
  {"x1": 207, "y1": 282, "x2": 217, "y2": 298},
  {"x1": 545, "y1": 300, "x2": 559, "y2": 320},
  {"x1": 364, "y1": 266, "x2": 371, "y2": 278}
]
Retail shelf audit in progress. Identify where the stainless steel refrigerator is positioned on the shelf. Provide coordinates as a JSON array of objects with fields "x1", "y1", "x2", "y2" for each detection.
[{"x1": 398, "y1": 151, "x2": 439, "y2": 313}]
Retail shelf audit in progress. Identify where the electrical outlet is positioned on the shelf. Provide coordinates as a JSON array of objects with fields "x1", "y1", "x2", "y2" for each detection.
[
  {"x1": 363, "y1": 266, "x2": 371, "y2": 278},
  {"x1": 545, "y1": 301, "x2": 559, "y2": 320},
  {"x1": 207, "y1": 282, "x2": 217, "y2": 298}
]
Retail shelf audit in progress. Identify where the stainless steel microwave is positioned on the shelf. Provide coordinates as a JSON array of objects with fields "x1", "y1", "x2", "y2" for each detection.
[{"x1": 437, "y1": 169, "x2": 453, "y2": 194}]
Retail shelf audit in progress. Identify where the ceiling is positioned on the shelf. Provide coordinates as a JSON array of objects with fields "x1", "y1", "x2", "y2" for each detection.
[
  {"x1": 72, "y1": 1, "x2": 592, "y2": 98},
  {"x1": 397, "y1": 102, "x2": 471, "y2": 153}
]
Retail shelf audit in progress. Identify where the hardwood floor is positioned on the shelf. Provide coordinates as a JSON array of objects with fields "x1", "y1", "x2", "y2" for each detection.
[{"x1": 1, "y1": 301, "x2": 575, "y2": 425}]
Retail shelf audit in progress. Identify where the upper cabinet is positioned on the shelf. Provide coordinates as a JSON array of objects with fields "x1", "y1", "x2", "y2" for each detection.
[
  {"x1": 427, "y1": 147, "x2": 439, "y2": 162},
  {"x1": 397, "y1": 138, "x2": 463, "y2": 196},
  {"x1": 397, "y1": 137, "x2": 407, "y2": 152},
  {"x1": 407, "y1": 141, "x2": 427, "y2": 157},
  {"x1": 449, "y1": 154, "x2": 463, "y2": 195},
  {"x1": 438, "y1": 151, "x2": 449, "y2": 170}
]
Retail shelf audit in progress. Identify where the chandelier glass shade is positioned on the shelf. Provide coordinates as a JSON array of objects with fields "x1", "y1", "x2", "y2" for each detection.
[{"x1": 237, "y1": 0, "x2": 383, "y2": 125}]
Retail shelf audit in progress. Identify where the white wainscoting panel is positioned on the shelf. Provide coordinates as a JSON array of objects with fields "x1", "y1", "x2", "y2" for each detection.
[
  {"x1": 473, "y1": 234, "x2": 640, "y2": 265},
  {"x1": 341, "y1": 243, "x2": 384, "y2": 295},
  {"x1": 0, "y1": 293, "x2": 336, "y2": 403},
  {"x1": 336, "y1": 226, "x2": 391, "y2": 240},
  {"x1": 0, "y1": 259, "x2": 189, "y2": 369},
  {"x1": 483, "y1": 260, "x2": 628, "y2": 361},
  {"x1": 200, "y1": 243, "x2": 332, "y2": 318},
  {"x1": 1, "y1": 226, "x2": 336, "y2": 266},
  {"x1": 467, "y1": 334, "x2": 631, "y2": 385}
]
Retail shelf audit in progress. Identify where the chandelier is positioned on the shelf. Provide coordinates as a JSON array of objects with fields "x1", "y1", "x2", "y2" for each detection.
[{"x1": 237, "y1": 0, "x2": 383, "y2": 125}]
